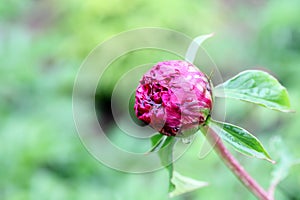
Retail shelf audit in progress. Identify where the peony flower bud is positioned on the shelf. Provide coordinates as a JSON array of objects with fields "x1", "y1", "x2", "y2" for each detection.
[{"x1": 134, "y1": 60, "x2": 213, "y2": 137}]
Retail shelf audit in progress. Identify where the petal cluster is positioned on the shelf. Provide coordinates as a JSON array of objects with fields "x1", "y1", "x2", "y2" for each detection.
[{"x1": 134, "y1": 60, "x2": 212, "y2": 136}]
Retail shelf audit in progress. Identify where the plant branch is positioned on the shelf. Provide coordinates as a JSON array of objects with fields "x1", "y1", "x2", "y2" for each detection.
[
  {"x1": 201, "y1": 125, "x2": 274, "y2": 200},
  {"x1": 267, "y1": 180, "x2": 278, "y2": 198}
]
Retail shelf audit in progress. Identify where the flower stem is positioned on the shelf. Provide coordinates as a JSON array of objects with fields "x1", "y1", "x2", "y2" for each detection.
[{"x1": 201, "y1": 125, "x2": 274, "y2": 200}]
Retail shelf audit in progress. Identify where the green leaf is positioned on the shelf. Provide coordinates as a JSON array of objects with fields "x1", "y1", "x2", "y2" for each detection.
[
  {"x1": 149, "y1": 133, "x2": 176, "y2": 192},
  {"x1": 185, "y1": 33, "x2": 214, "y2": 63},
  {"x1": 148, "y1": 134, "x2": 169, "y2": 153},
  {"x1": 214, "y1": 70, "x2": 292, "y2": 112},
  {"x1": 207, "y1": 119, "x2": 274, "y2": 162},
  {"x1": 149, "y1": 133, "x2": 208, "y2": 196},
  {"x1": 169, "y1": 171, "x2": 208, "y2": 198}
]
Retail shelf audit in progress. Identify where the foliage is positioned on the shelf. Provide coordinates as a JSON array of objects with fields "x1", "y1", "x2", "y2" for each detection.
[
  {"x1": 214, "y1": 70, "x2": 292, "y2": 112},
  {"x1": 150, "y1": 67, "x2": 294, "y2": 198}
]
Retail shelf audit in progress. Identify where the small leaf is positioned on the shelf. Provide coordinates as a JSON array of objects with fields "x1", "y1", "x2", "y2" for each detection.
[
  {"x1": 214, "y1": 70, "x2": 292, "y2": 112},
  {"x1": 150, "y1": 134, "x2": 176, "y2": 191},
  {"x1": 148, "y1": 134, "x2": 208, "y2": 196},
  {"x1": 185, "y1": 33, "x2": 214, "y2": 63},
  {"x1": 169, "y1": 171, "x2": 208, "y2": 198},
  {"x1": 207, "y1": 119, "x2": 274, "y2": 162},
  {"x1": 147, "y1": 134, "x2": 169, "y2": 153}
]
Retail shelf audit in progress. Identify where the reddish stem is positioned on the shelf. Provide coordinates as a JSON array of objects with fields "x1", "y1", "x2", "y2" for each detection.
[{"x1": 202, "y1": 126, "x2": 274, "y2": 200}]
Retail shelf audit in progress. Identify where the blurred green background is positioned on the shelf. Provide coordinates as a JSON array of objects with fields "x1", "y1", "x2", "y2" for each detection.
[{"x1": 1, "y1": 0, "x2": 300, "y2": 199}]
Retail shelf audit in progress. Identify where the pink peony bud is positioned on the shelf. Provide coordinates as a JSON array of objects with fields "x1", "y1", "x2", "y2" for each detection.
[{"x1": 134, "y1": 60, "x2": 213, "y2": 137}]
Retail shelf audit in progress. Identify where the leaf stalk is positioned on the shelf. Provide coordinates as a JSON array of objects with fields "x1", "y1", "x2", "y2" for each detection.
[{"x1": 201, "y1": 125, "x2": 274, "y2": 200}]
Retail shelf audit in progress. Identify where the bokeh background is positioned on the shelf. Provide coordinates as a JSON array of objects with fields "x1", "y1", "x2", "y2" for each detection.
[{"x1": 1, "y1": 0, "x2": 300, "y2": 199}]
